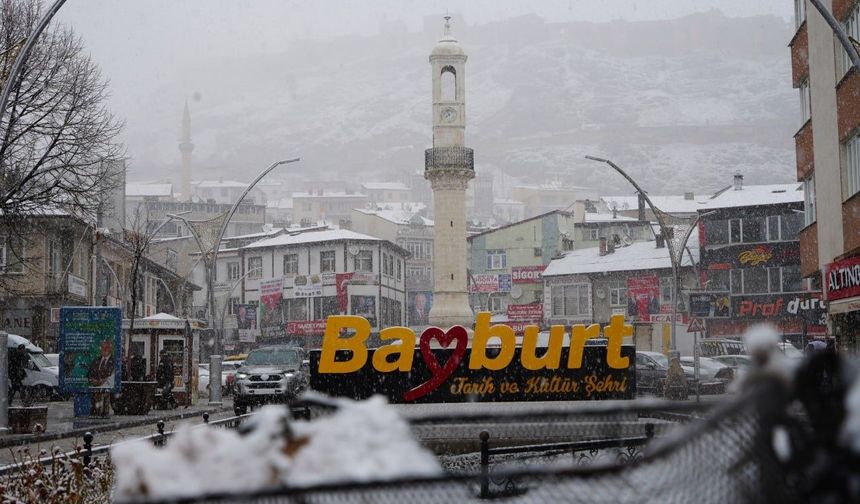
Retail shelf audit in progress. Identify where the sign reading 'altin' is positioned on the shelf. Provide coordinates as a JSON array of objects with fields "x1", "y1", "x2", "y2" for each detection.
[{"x1": 309, "y1": 312, "x2": 635, "y2": 403}]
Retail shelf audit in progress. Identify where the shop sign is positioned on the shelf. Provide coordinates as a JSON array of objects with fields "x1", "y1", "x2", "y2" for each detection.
[
  {"x1": 310, "y1": 312, "x2": 634, "y2": 403},
  {"x1": 292, "y1": 274, "x2": 323, "y2": 297},
  {"x1": 731, "y1": 292, "x2": 827, "y2": 325},
  {"x1": 68, "y1": 274, "x2": 87, "y2": 298},
  {"x1": 3, "y1": 309, "x2": 33, "y2": 337},
  {"x1": 688, "y1": 292, "x2": 731, "y2": 318},
  {"x1": 498, "y1": 274, "x2": 512, "y2": 293},
  {"x1": 59, "y1": 307, "x2": 122, "y2": 393},
  {"x1": 286, "y1": 320, "x2": 327, "y2": 336},
  {"x1": 823, "y1": 255, "x2": 860, "y2": 302},
  {"x1": 470, "y1": 274, "x2": 500, "y2": 293},
  {"x1": 507, "y1": 303, "x2": 543, "y2": 321},
  {"x1": 738, "y1": 246, "x2": 773, "y2": 266},
  {"x1": 512, "y1": 265, "x2": 545, "y2": 284}
]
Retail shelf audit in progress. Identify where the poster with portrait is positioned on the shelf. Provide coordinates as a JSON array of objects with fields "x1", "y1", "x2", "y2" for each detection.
[
  {"x1": 350, "y1": 295, "x2": 377, "y2": 328},
  {"x1": 59, "y1": 307, "x2": 122, "y2": 393},
  {"x1": 236, "y1": 304, "x2": 260, "y2": 342},
  {"x1": 408, "y1": 291, "x2": 434, "y2": 326},
  {"x1": 626, "y1": 275, "x2": 660, "y2": 322}
]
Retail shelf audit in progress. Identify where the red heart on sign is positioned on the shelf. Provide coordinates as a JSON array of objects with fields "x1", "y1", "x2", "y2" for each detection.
[{"x1": 403, "y1": 325, "x2": 468, "y2": 401}]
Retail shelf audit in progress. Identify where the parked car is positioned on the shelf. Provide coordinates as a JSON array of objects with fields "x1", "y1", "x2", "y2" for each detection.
[
  {"x1": 635, "y1": 351, "x2": 669, "y2": 396},
  {"x1": 698, "y1": 338, "x2": 746, "y2": 358},
  {"x1": 712, "y1": 354, "x2": 752, "y2": 383},
  {"x1": 6, "y1": 334, "x2": 59, "y2": 401},
  {"x1": 679, "y1": 356, "x2": 734, "y2": 394},
  {"x1": 198, "y1": 364, "x2": 210, "y2": 395},
  {"x1": 233, "y1": 346, "x2": 308, "y2": 415}
]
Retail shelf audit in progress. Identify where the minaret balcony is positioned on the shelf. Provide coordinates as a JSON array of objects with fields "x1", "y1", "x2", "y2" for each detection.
[{"x1": 424, "y1": 146, "x2": 474, "y2": 171}]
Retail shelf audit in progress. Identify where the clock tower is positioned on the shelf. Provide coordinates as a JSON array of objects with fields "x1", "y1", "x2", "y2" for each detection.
[{"x1": 425, "y1": 16, "x2": 475, "y2": 328}]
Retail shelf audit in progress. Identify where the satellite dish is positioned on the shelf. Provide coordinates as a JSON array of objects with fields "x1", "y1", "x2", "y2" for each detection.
[
  {"x1": 347, "y1": 245, "x2": 360, "y2": 256},
  {"x1": 511, "y1": 285, "x2": 523, "y2": 300}
]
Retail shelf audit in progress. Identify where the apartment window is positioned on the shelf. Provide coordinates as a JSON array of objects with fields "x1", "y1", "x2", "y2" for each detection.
[
  {"x1": 283, "y1": 254, "x2": 299, "y2": 275},
  {"x1": 588, "y1": 228, "x2": 599, "y2": 241},
  {"x1": 843, "y1": 6, "x2": 860, "y2": 76},
  {"x1": 799, "y1": 80, "x2": 810, "y2": 126},
  {"x1": 794, "y1": 0, "x2": 806, "y2": 29},
  {"x1": 729, "y1": 219, "x2": 742, "y2": 243},
  {"x1": 486, "y1": 249, "x2": 506, "y2": 270},
  {"x1": 782, "y1": 265, "x2": 803, "y2": 292},
  {"x1": 396, "y1": 259, "x2": 402, "y2": 280},
  {"x1": 803, "y1": 177, "x2": 816, "y2": 226},
  {"x1": 488, "y1": 294, "x2": 505, "y2": 314},
  {"x1": 744, "y1": 268, "x2": 769, "y2": 294},
  {"x1": 705, "y1": 219, "x2": 728, "y2": 245},
  {"x1": 781, "y1": 212, "x2": 803, "y2": 240},
  {"x1": 608, "y1": 281, "x2": 627, "y2": 307},
  {"x1": 705, "y1": 269, "x2": 730, "y2": 292},
  {"x1": 227, "y1": 262, "x2": 240, "y2": 281},
  {"x1": 228, "y1": 297, "x2": 240, "y2": 316},
  {"x1": 768, "y1": 267, "x2": 782, "y2": 293},
  {"x1": 766, "y1": 216, "x2": 780, "y2": 242},
  {"x1": 0, "y1": 236, "x2": 24, "y2": 274},
  {"x1": 48, "y1": 239, "x2": 62, "y2": 284},
  {"x1": 742, "y1": 216, "x2": 765, "y2": 243},
  {"x1": 313, "y1": 296, "x2": 340, "y2": 319},
  {"x1": 284, "y1": 298, "x2": 307, "y2": 321},
  {"x1": 659, "y1": 277, "x2": 674, "y2": 305},
  {"x1": 355, "y1": 250, "x2": 373, "y2": 272},
  {"x1": 320, "y1": 250, "x2": 336, "y2": 272},
  {"x1": 730, "y1": 269, "x2": 743, "y2": 294},
  {"x1": 247, "y1": 256, "x2": 262, "y2": 279},
  {"x1": 846, "y1": 130, "x2": 860, "y2": 198},
  {"x1": 550, "y1": 284, "x2": 590, "y2": 317}
]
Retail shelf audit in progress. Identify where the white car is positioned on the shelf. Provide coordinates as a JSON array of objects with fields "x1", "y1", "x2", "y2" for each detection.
[
  {"x1": 6, "y1": 334, "x2": 59, "y2": 401},
  {"x1": 198, "y1": 364, "x2": 210, "y2": 395}
]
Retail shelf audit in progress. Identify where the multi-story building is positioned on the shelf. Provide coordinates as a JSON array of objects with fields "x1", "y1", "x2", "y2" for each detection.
[
  {"x1": 697, "y1": 176, "x2": 824, "y2": 346},
  {"x1": 790, "y1": 0, "x2": 860, "y2": 352},
  {"x1": 510, "y1": 183, "x2": 597, "y2": 220},
  {"x1": 542, "y1": 236, "x2": 699, "y2": 354},
  {"x1": 229, "y1": 228, "x2": 408, "y2": 349},
  {"x1": 129, "y1": 199, "x2": 267, "y2": 239},
  {"x1": 193, "y1": 179, "x2": 267, "y2": 206},
  {"x1": 0, "y1": 212, "x2": 196, "y2": 351},
  {"x1": 291, "y1": 191, "x2": 368, "y2": 228},
  {"x1": 361, "y1": 183, "x2": 412, "y2": 205},
  {"x1": 599, "y1": 193, "x2": 710, "y2": 225},
  {"x1": 350, "y1": 205, "x2": 434, "y2": 327}
]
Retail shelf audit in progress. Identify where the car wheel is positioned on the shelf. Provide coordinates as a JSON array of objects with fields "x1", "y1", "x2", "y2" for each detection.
[{"x1": 32, "y1": 385, "x2": 53, "y2": 402}]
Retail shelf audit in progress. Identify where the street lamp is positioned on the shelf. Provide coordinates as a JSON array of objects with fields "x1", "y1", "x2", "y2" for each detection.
[{"x1": 171, "y1": 157, "x2": 299, "y2": 405}]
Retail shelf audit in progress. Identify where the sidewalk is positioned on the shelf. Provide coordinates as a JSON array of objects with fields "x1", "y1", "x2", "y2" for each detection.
[{"x1": 0, "y1": 397, "x2": 234, "y2": 450}]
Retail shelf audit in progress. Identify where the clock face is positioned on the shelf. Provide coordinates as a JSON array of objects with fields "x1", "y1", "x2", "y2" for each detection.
[{"x1": 440, "y1": 107, "x2": 458, "y2": 123}]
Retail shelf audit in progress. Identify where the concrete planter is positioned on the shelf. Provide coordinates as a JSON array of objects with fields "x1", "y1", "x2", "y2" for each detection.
[{"x1": 9, "y1": 406, "x2": 49, "y2": 434}]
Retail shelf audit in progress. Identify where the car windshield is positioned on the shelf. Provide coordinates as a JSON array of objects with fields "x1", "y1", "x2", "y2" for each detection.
[
  {"x1": 245, "y1": 349, "x2": 299, "y2": 367},
  {"x1": 650, "y1": 354, "x2": 668, "y2": 368},
  {"x1": 30, "y1": 352, "x2": 52, "y2": 368}
]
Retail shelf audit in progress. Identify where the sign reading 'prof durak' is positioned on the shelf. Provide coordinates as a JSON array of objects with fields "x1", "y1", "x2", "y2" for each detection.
[{"x1": 310, "y1": 312, "x2": 635, "y2": 403}]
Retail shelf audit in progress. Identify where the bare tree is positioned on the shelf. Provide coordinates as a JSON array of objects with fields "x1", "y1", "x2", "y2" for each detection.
[
  {"x1": 123, "y1": 206, "x2": 159, "y2": 336},
  {"x1": 0, "y1": 0, "x2": 124, "y2": 223}
]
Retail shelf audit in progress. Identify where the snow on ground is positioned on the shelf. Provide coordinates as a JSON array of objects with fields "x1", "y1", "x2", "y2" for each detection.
[{"x1": 112, "y1": 395, "x2": 440, "y2": 500}]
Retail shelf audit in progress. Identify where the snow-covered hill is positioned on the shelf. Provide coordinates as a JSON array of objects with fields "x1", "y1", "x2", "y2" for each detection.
[{"x1": 127, "y1": 10, "x2": 796, "y2": 196}]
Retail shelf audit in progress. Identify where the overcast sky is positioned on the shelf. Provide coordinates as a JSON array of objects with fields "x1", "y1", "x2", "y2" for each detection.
[{"x1": 52, "y1": 1, "x2": 794, "y2": 180}]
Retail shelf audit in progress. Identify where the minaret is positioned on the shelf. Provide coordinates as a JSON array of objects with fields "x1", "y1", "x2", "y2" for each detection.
[
  {"x1": 425, "y1": 16, "x2": 475, "y2": 328},
  {"x1": 179, "y1": 101, "x2": 194, "y2": 201}
]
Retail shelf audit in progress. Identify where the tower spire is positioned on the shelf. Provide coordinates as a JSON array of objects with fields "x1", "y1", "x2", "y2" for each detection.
[{"x1": 179, "y1": 100, "x2": 195, "y2": 201}]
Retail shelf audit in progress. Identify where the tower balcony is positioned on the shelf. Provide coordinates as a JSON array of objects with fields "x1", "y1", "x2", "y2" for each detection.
[{"x1": 425, "y1": 146, "x2": 474, "y2": 171}]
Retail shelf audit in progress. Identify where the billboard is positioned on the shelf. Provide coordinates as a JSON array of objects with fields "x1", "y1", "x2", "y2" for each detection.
[
  {"x1": 59, "y1": 307, "x2": 122, "y2": 393},
  {"x1": 506, "y1": 303, "x2": 543, "y2": 321},
  {"x1": 236, "y1": 304, "x2": 259, "y2": 342},
  {"x1": 286, "y1": 320, "x2": 327, "y2": 336},
  {"x1": 408, "y1": 291, "x2": 433, "y2": 326},
  {"x1": 470, "y1": 273, "x2": 512, "y2": 293},
  {"x1": 626, "y1": 275, "x2": 660, "y2": 322},
  {"x1": 688, "y1": 292, "x2": 731, "y2": 318},
  {"x1": 350, "y1": 295, "x2": 377, "y2": 327},
  {"x1": 731, "y1": 292, "x2": 827, "y2": 326},
  {"x1": 292, "y1": 274, "x2": 323, "y2": 298}
]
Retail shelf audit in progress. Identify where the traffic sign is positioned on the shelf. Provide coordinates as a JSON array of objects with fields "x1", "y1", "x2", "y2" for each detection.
[{"x1": 687, "y1": 317, "x2": 706, "y2": 333}]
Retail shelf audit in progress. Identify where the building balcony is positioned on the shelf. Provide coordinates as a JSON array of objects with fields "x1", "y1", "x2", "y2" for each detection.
[
  {"x1": 799, "y1": 222, "x2": 819, "y2": 278},
  {"x1": 789, "y1": 22, "x2": 808, "y2": 88},
  {"x1": 795, "y1": 119, "x2": 814, "y2": 181},
  {"x1": 424, "y1": 147, "x2": 474, "y2": 171}
]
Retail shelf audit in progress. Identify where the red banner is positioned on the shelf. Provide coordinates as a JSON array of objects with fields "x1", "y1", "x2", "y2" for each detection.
[
  {"x1": 824, "y1": 255, "x2": 860, "y2": 302},
  {"x1": 512, "y1": 265, "x2": 545, "y2": 284},
  {"x1": 506, "y1": 303, "x2": 543, "y2": 321},
  {"x1": 286, "y1": 320, "x2": 326, "y2": 336},
  {"x1": 336, "y1": 273, "x2": 354, "y2": 312}
]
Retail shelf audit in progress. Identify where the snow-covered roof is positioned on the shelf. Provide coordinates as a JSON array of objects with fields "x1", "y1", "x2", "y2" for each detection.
[
  {"x1": 244, "y1": 229, "x2": 383, "y2": 249},
  {"x1": 601, "y1": 194, "x2": 711, "y2": 214},
  {"x1": 361, "y1": 182, "x2": 410, "y2": 191},
  {"x1": 543, "y1": 236, "x2": 698, "y2": 277},
  {"x1": 495, "y1": 198, "x2": 525, "y2": 206},
  {"x1": 699, "y1": 183, "x2": 803, "y2": 210},
  {"x1": 196, "y1": 180, "x2": 248, "y2": 188},
  {"x1": 266, "y1": 198, "x2": 293, "y2": 209},
  {"x1": 225, "y1": 227, "x2": 284, "y2": 241},
  {"x1": 353, "y1": 203, "x2": 433, "y2": 226},
  {"x1": 126, "y1": 183, "x2": 173, "y2": 197},
  {"x1": 583, "y1": 212, "x2": 639, "y2": 223},
  {"x1": 513, "y1": 183, "x2": 592, "y2": 192},
  {"x1": 292, "y1": 191, "x2": 367, "y2": 199}
]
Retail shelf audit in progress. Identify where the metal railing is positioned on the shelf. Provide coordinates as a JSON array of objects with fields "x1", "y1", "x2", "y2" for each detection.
[{"x1": 424, "y1": 146, "x2": 475, "y2": 170}]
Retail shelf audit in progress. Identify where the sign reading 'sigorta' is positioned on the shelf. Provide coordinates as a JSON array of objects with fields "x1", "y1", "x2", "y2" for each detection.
[{"x1": 310, "y1": 312, "x2": 635, "y2": 403}]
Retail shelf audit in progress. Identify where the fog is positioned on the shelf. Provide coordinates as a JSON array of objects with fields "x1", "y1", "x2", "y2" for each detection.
[{"x1": 55, "y1": 1, "x2": 795, "y2": 194}]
